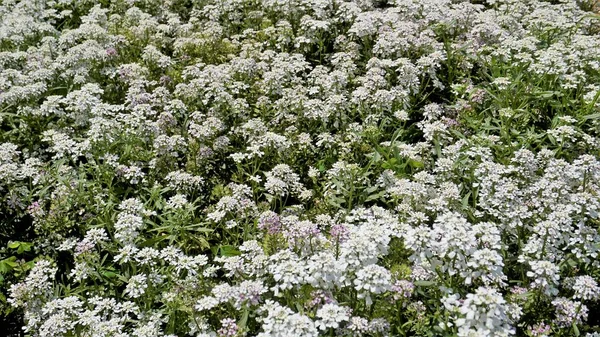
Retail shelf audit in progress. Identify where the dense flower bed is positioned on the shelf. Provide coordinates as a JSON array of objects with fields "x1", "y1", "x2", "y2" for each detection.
[{"x1": 2, "y1": 0, "x2": 600, "y2": 336}]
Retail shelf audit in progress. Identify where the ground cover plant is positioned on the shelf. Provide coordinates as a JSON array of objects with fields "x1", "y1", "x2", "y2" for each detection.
[{"x1": 2, "y1": 0, "x2": 600, "y2": 336}]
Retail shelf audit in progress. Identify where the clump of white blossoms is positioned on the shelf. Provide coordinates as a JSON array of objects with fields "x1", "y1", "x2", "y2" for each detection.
[
  {"x1": 403, "y1": 212, "x2": 507, "y2": 286},
  {"x1": 8, "y1": 260, "x2": 57, "y2": 309},
  {"x1": 315, "y1": 303, "x2": 351, "y2": 331},
  {"x1": 527, "y1": 260, "x2": 560, "y2": 297},
  {"x1": 442, "y1": 287, "x2": 516, "y2": 337},
  {"x1": 257, "y1": 300, "x2": 318, "y2": 337},
  {"x1": 113, "y1": 198, "x2": 149, "y2": 245},
  {"x1": 552, "y1": 297, "x2": 589, "y2": 328},
  {"x1": 570, "y1": 275, "x2": 600, "y2": 301},
  {"x1": 125, "y1": 274, "x2": 148, "y2": 298},
  {"x1": 164, "y1": 194, "x2": 190, "y2": 210},
  {"x1": 264, "y1": 164, "x2": 307, "y2": 198},
  {"x1": 354, "y1": 264, "x2": 392, "y2": 305}
]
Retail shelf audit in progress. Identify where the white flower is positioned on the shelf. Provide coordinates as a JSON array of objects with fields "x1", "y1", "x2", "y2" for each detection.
[
  {"x1": 552, "y1": 297, "x2": 588, "y2": 327},
  {"x1": 347, "y1": 316, "x2": 370, "y2": 335},
  {"x1": 492, "y1": 77, "x2": 511, "y2": 89},
  {"x1": 69, "y1": 261, "x2": 93, "y2": 282},
  {"x1": 165, "y1": 170, "x2": 204, "y2": 191},
  {"x1": 124, "y1": 274, "x2": 147, "y2": 298},
  {"x1": 8, "y1": 260, "x2": 57, "y2": 308},
  {"x1": 571, "y1": 275, "x2": 600, "y2": 301},
  {"x1": 527, "y1": 260, "x2": 560, "y2": 297},
  {"x1": 257, "y1": 300, "x2": 318, "y2": 337},
  {"x1": 114, "y1": 212, "x2": 145, "y2": 245},
  {"x1": 165, "y1": 194, "x2": 189, "y2": 210},
  {"x1": 264, "y1": 164, "x2": 305, "y2": 197},
  {"x1": 354, "y1": 265, "x2": 392, "y2": 305},
  {"x1": 268, "y1": 250, "x2": 308, "y2": 295},
  {"x1": 196, "y1": 296, "x2": 220, "y2": 311},
  {"x1": 443, "y1": 287, "x2": 516, "y2": 337},
  {"x1": 114, "y1": 245, "x2": 139, "y2": 264},
  {"x1": 316, "y1": 303, "x2": 351, "y2": 330}
]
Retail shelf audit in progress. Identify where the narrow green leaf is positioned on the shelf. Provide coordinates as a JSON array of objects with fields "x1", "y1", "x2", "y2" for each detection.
[
  {"x1": 414, "y1": 280, "x2": 435, "y2": 287},
  {"x1": 238, "y1": 308, "x2": 249, "y2": 329}
]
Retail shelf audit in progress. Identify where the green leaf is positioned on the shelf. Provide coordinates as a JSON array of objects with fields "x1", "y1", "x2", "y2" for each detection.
[
  {"x1": 461, "y1": 191, "x2": 472, "y2": 209},
  {"x1": 186, "y1": 224, "x2": 213, "y2": 233},
  {"x1": 219, "y1": 245, "x2": 241, "y2": 257},
  {"x1": 414, "y1": 280, "x2": 435, "y2": 287},
  {"x1": 332, "y1": 179, "x2": 348, "y2": 192},
  {"x1": 1, "y1": 257, "x2": 18, "y2": 269},
  {"x1": 566, "y1": 258, "x2": 577, "y2": 268},
  {"x1": 408, "y1": 159, "x2": 424, "y2": 168},
  {"x1": 582, "y1": 113, "x2": 600, "y2": 120},
  {"x1": 365, "y1": 191, "x2": 386, "y2": 202},
  {"x1": 364, "y1": 186, "x2": 378, "y2": 194},
  {"x1": 190, "y1": 236, "x2": 211, "y2": 250},
  {"x1": 238, "y1": 308, "x2": 249, "y2": 329},
  {"x1": 537, "y1": 91, "x2": 555, "y2": 98},
  {"x1": 23, "y1": 260, "x2": 34, "y2": 271},
  {"x1": 318, "y1": 161, "x2": 326, "y2": 172},
  {"x1": 101, "y1": 270, "x2": 118, "y2": 279},
  {"x1": 374, "y1": 151, "x2": 383, "y2": 162},
  {"x1": 295, "y1": 302, "x2": 304, "y2": 314},
  {"x1": 326, "y1": 198, "x2": 342, "y2": 208},
  {"x1": 140, "y1": 235, "x2": 167, "y2": 246},
  {"x1": 17, "y1": 242, "x2": 32, "y2": 254}
]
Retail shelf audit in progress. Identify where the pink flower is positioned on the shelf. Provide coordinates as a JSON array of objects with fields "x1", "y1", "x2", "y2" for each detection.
[{"x1": 106, "y1": 47, "x2": 118, "y2": 57}]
